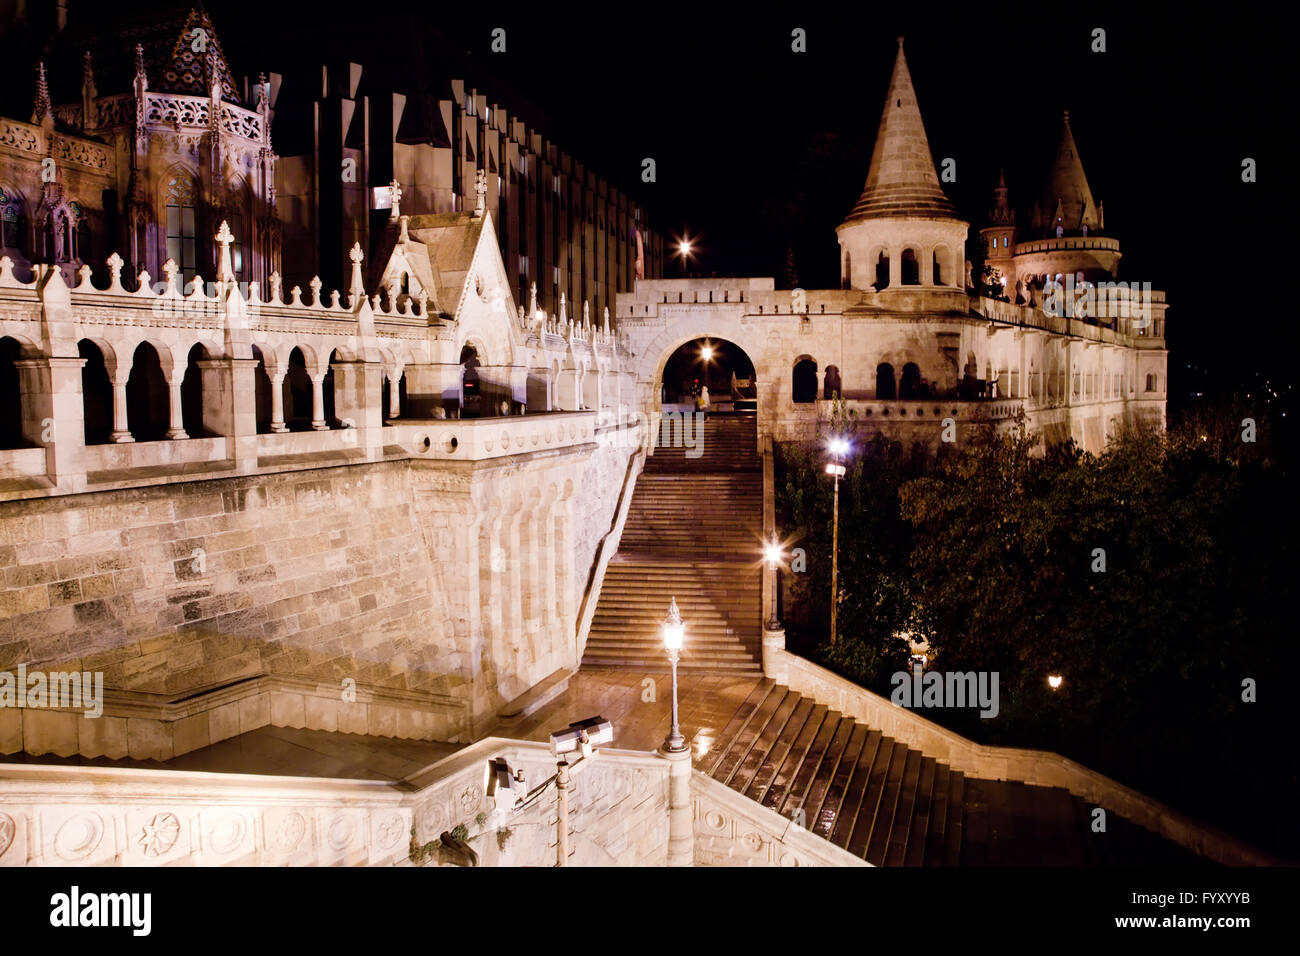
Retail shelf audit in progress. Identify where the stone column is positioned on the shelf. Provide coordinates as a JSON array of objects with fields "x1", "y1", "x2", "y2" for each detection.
[
  {"x1": 15, "y1": 356, "x2": 87, "y2": 491},
  {"x1": 268, "y1": 371, "x2": 288, "y2": 432},
  {"x1": 109, "y1": 371, "x2": 132, "y2": 442},
  {"x1": 815, "y1": 369, "x2": 826, "y2": 401},
  {"x1": 163, "y1": 370, "x2": 188, "y2": 440},
  {"x1": 661, "y1": 745, "x2": 693, "y2": 867},
  {"x1": 309, "y1": 372, "x2": 328, "y2": 430},
  {"x1": 387, "y1": 368, "x2": 402, "y2": 418},
  {"x1": 889, "y1": 245, "x2": 901, "y2": 288}
]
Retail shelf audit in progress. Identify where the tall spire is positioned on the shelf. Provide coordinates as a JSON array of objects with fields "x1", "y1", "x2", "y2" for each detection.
[
  {"x1": 988, "y1": 169, "x2": 1015, "y2": 226},
  {"x1": 842, "y1": 38, "x2": 957, "y2": 223},
  {"x1": 31, "y1": 62, "x2": 51, "y2": 126},
  {"x1": 1036, "y1": 111, "x2": 1100, "y2": 233}
]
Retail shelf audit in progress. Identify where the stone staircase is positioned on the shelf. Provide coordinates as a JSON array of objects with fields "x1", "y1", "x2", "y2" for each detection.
[
  {"x1": 582, "y1": 413, "x2": 763, "y2": 673},
  {"x1": 706, "y1": 680, "x2": 1209, "y2": 866}
]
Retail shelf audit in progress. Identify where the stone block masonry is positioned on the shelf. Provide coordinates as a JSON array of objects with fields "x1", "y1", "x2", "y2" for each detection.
[{"x1": 0, "y1": 429, "x2": 639, "y2": 759}]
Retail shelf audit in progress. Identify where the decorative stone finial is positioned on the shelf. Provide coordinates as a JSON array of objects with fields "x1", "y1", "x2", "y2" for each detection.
[
  {"x1": 215, "y1": 220, "x2": 235, "y2": 282},
  {"x1": 389, "y1": 179, "x2": 402, "y2": 221},
  {"x1": 32, "y1": 62, "x2": 51, "y2": 126},
  {"x1": 583, "y1": 299, "x2": 590, "y2": 326},
  {"x1": 162, "y1": 258, "x2": 178, "y2": 295},
  {"x1": 309, "y1": 275, "x2": 323, "y2": 307},
  {"x1": 269, "y1": 271, "x2": 283, "y2": 303},
  {"x1": 398, "y1": 214, "x2": 410, "y2": 244},
  {"x1": 348, "y1": 241, "x2": 365, "y2": 304},
  {"x1": 559, "y1": 291, "x2": 567, "y2": 324},
  {"x1": 528, "y1": 281, "x2": 538, "y2": 317}
]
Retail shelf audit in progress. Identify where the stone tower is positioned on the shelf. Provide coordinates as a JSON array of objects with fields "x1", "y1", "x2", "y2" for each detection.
[
  {"x1": 980, "y1": 169, "x2": 1016, "y2": 297},
  {"x1": 836, "y1": 37, "x2": 968, "y2": 301},
  {"x1": 1016, "y1": 111, "x2": 1121, "y2": 283}
]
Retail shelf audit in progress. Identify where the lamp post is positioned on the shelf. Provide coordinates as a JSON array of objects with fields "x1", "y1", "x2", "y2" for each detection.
[
  {"x1": 824, "y1": 438, "x2": 849, "y2": 645},
  {"x1": 763, "y1": 539, "x2": 783, "y2": 630},
  {"x1": 661, "y1": 597, "x2": 687, "y2": 752}
]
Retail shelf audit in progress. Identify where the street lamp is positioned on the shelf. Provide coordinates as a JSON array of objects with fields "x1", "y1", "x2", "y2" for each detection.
[
  {"x1": 824, "y1": 437, "x2": 850, "y2": 645},
  {"x1": 661, "y1": 597, "x2": 687, "y2": 753},
  {"x1": 678, "y1": 235, "x2": 694, "y2": 277},
  {"x1": 763, "y1": 539, "x2": 783, "y2": 630}
]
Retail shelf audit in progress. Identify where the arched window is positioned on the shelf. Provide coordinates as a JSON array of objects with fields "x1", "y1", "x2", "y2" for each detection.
[
  {"x1": 252, "y1": 346, "x2": 273, "y2": 434},
  {"x1": 1, "y1": 336, "x2": 26, "y2": 449},
  {"x1": 823, "y1": 365, "x2": 842, "y2": 400},
  {"x1": 901, "y1": 248, "x2": 920, "y2": 285},
  {"x1": 1145, "y1": 373, "x2": 1156, "y2": 392},
  {"x1": 0, "y1": 188, "x2": 24, "y2": 254},
  {"x1": 285, "y1": 348, "x2": 313, "y2": 430},
  {"x1": 126, "y1": 342, "x2": 169, "y2": 442},
  {"x1": 791, "y1": 358, "x2": 817, "y2": 404},
  {"x1": 931, "y1": 250, "x2": 944, "y2": 286},
  {"x1": 876, "y1": 363, "x2": 896, "y2": 400},
  {"x1": 180, "y1": 343, "x2": 209, "y2": 437},
  {"x1": 900, "y1": 362, "x2": 921, "y2": 399},
  {"x1": 78, "y1": 340, "x2": 113, "y2": 445},
  {"x1": 165, "y1": 174, "x2": 199, "y2": 283},
  {"x1": 874, "y1": 251, "x2": 890, "y2": 290}
]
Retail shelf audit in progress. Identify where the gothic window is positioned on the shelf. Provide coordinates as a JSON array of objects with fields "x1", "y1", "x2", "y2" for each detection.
[
  {"x1": 165, "y1": 175, "x2": 199, "y2": 283},
  {"x1": 0, "y1": 189, "x2": 24, "y2": 253}
]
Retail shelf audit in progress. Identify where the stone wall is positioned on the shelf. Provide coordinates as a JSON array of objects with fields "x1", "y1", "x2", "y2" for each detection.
[{"x1": 1, "y1": 426, "x2": 639, "y2": 758}]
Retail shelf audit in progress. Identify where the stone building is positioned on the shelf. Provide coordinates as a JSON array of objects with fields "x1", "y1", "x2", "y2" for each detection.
[
  {"x1": 0, "y1": 32, "x2": 1166, "y2": 808},
  {"x1": 615, "y1": 38, "x2": 1168, "y2": 454},
  {"x1": 272, "y1": 59, "x2": 665, "y2": 320},
  {"x1": 0, "y1": 4, "x2": 280, "y2": 290}
]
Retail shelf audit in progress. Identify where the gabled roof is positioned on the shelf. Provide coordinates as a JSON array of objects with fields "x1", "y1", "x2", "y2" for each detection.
[{"x1": 842, "y1": 38, "x2": 958, "y2": 224}]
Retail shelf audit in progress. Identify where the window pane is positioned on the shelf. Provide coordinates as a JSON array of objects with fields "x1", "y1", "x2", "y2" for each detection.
[
  {"x1": 182, "y1": 207, "x2": 195, "y2": 237},
  {"x1": 167, "y1": 206, "x2": 180, "y2": 237},
  {"x1": 167, "y1": 238, "x2": 180, "y2": 264}
]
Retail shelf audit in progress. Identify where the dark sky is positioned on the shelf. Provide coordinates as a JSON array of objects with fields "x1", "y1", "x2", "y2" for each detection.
[{"x1": 4, "y1": 1, "x2": 1290, "y2": 392}]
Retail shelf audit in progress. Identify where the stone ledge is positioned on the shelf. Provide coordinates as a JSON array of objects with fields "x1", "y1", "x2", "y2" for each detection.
[
  {"x1": 0, "y1": 673, "x2": 471, "y2": 762},
  {"x1": 494, "y1": 667, "x2": 573, "y2": 730}
]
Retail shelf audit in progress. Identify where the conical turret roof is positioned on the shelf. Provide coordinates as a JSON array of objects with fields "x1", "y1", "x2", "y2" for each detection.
[
  {"x1": 1035, "y1": 111, "x2": 1100, "y2": 232},
  {"x1": 842, "y1": 38, "x2": 957, "y2": 224}
]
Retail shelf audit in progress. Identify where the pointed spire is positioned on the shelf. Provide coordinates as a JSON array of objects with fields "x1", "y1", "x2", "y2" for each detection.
[
  {"x1": 842, "y1": 38, "x2": 956, "y2": 223},
  {"x1": 1037, "y1": 110, "x2": 1100, "y2": 233},
  {"x1": 988, "y1": 169, "x2": 1015, "y2": 226},
  {"x1": 134, "y1": 43, "x2": 147, "y2": 85},
  {"x1": 31, "y1": 62, "x2": 51, "y2": 126}
]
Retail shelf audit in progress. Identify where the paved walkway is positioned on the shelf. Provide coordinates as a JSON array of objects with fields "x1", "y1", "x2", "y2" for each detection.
[{"x1": 506, "y1": 669, "x2": 764, "y2": 765}]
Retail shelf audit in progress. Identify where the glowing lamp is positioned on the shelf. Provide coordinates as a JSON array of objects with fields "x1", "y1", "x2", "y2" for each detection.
[{"x1": 1048, "y1": 674, "x2": 1063, "y2": 690}]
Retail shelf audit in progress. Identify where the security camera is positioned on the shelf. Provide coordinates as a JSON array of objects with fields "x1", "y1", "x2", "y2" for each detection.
[
  {"x1": 549, "y1": 716, "x2": 613, "y2": 756},
  {"x1": 485, "y1": 757, "x2": 525, "y2": 807}
]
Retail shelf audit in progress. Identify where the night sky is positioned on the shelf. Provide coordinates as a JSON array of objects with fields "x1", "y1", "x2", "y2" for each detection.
[{"x1": 3, "y1": 2, "x2": 1288, "y2": 397}]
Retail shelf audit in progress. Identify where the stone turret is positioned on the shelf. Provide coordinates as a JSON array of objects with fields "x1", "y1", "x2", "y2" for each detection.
[
  {"x1": 1014, "y1": 111, "x2": 1122, "y2": 282},
  {"x1": 836, "y1": 38, "x2": 968, "y2": 300},
  {"x1": 980, "y1": 170, "x2": 1017, "y2": 298}
]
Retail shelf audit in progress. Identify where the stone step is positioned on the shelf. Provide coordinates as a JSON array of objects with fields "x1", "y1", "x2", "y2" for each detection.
[{"x1": 703, "y1": 682, "x2": 1206, "y2": 867}]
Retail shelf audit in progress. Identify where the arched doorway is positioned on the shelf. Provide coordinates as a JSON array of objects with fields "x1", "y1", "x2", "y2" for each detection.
[{"x1": 659, "y1": 337, "x2": 756, "y2": 411}]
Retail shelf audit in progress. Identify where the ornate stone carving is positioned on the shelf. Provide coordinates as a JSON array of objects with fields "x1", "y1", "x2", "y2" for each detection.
[
  {"x1": 138, "y1": 812, "x2": 181, "y2": 856},
  {"x1": 54, "y1": 812, "x2": 104, "y2": 861},
  {"x1": 209, "y1": 814, "x2": 246, "y2": 855},
  {"x1": 0, "y1": 812, "x2": 15, "y2": 860}
]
